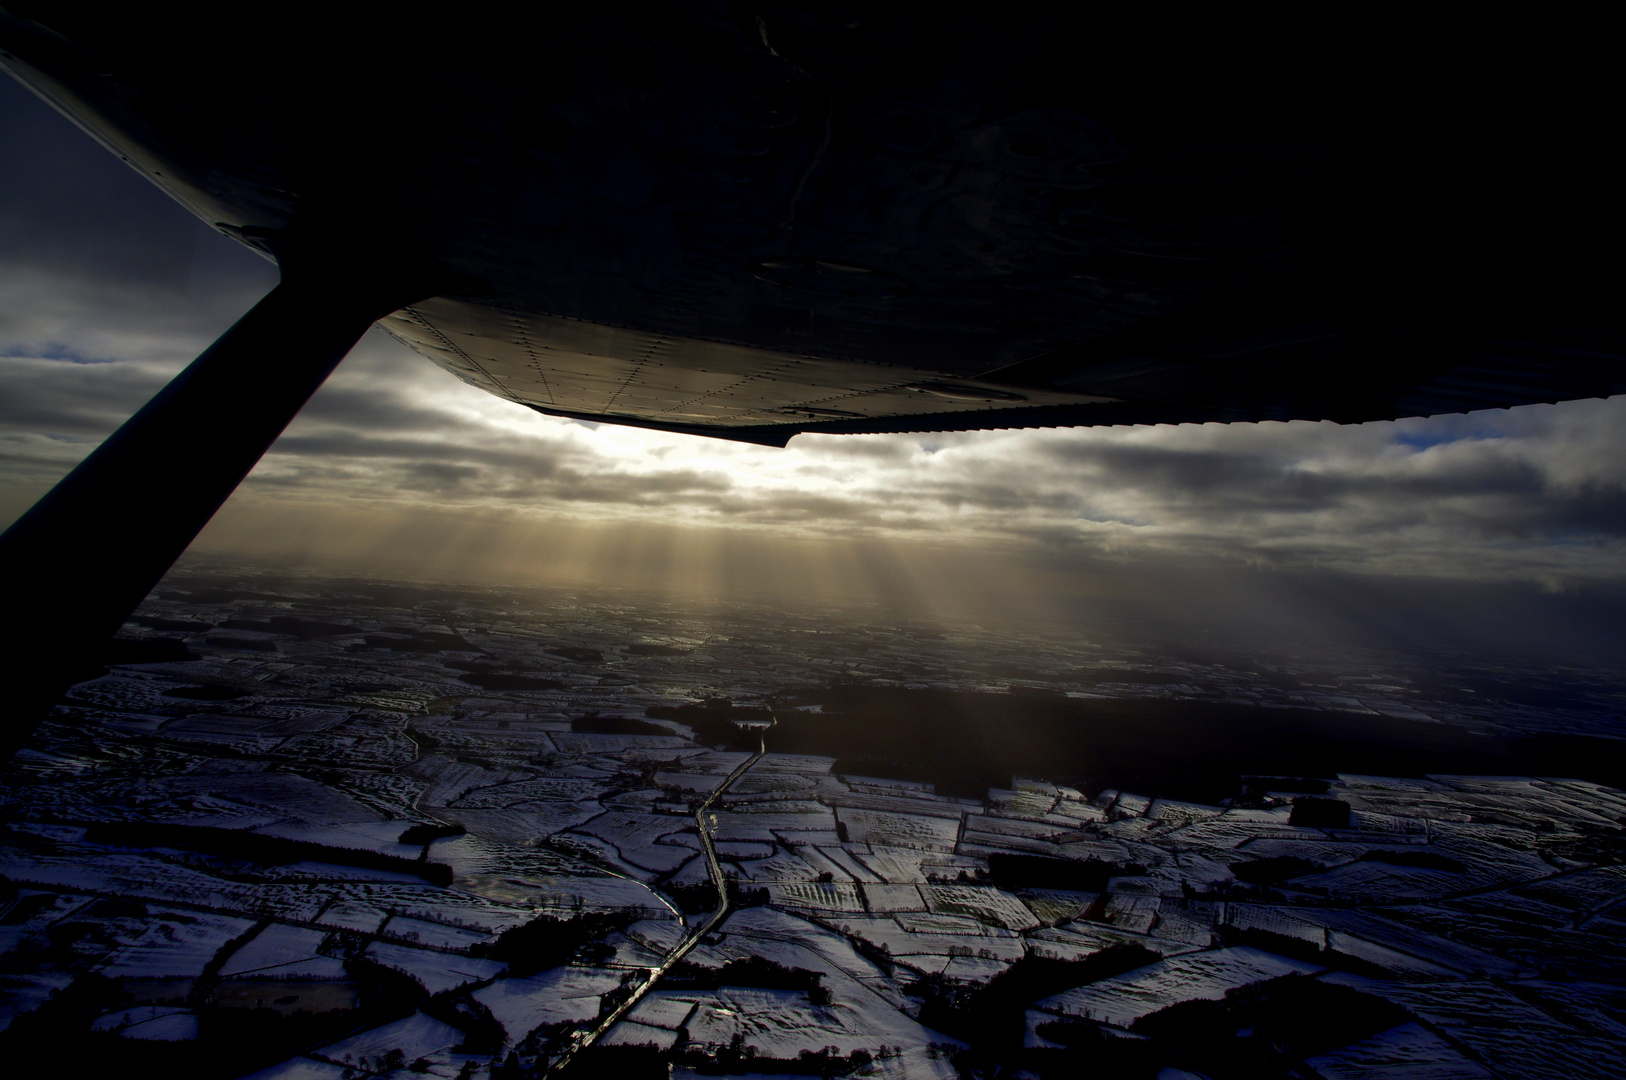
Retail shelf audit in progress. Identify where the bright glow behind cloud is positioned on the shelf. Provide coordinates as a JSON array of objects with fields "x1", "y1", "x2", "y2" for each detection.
[{"x1": 3, "y1": 72, "x2": 1626, "y2": 598}]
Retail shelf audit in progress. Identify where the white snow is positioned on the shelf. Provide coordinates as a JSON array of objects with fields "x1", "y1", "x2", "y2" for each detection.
[
  {"x1": 314, "y1": 900, "x2": 389, "y2": 934},
  {"x1": 852, "y1": 848, "x2": 935, "y2": 884},
  {"x1": 219, "y1": 923, "x2": 338, "y2": 977},
  {"x1": 624, "y1": 917, "x2": 687, "y2": 955},
  {"x1": 381, "y1": 914, "x2": 493, "y2": 951},
  {"x1": 768, "y1": 881, "x2": 866, "y2": 913},
  {"x1": 470, "y1": 966, "x2": 626, "y2": 1042},
  {"x1": 1316, "y1": 973, "x2": 1620, "y2": 1080},
  {"x1": 920, "y1": 886, "x2": 1040, "y2": 931},
  {"x1": 600, "y1": 1019, "x2": 681, "y2": 1049},
  {"x1": 836, "y1": 808, "x2": 961, "y2": 851},
  {"x1": 624, "y1": 991, "x2": 700, "y2": 1030},
  {"x1": 711, "y1": 810, "x2": 839, "y2": 842},
  {"x1": 361, "y1": 940, "x2": 505, "y2": 995},
  {"x1": 735, "y1": 849, "x2": 822, "y2": 882},
  {"x1": 862, "y1": 884, "x2": 927, "y2": 912},
  {"x1": 896, "y1": 912, "x2": 984, "y2": 935},
  {"x1": 1036, "y1": 946, "x2": 1322, "y2": 1028},
  {"x1": 654, "y1": 771, "x2": 734, "y2": 792},
  {"x1": 312, "y1": 1011, "x2": 464, "y2": 1068},
  {"x1": 1028, "y1": 922, "x2": 1193, "y2": 963},
  {"x1": 1097, "y1": 893, "x2": 1161, "y2": 934},
  {"x1": 573, "y1": 810, "x2": 694, "y2": 873},
  {"x1": 682, "y1": 985, "x2": 944, "y2": 1060},
  {"x1": 942, "y1": 955, "x2": 1018, "y2": 981},
  {"x1": 95, "y1": 910, "x2": 255, "y2": 979}
]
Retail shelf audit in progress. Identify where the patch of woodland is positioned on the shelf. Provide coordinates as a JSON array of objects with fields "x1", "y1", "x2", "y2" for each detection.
[
  {"x1": 456, "y1": 672, "x2": 564, "y2": 692},
  {"x1": 984, "y1": 853, "x2": 1148, "y2": 892},
  {"x1": 1027, "y1": 974, "x2": 1411, "y2": 1079},
  {"x1": 769, "y1": 685, "x2": 1626, "y2": 802},
  {"x1": 674, "y1": 1040, "x2": 878, "y2": 1078},
  {"x1": 551, "y1": 1043, "x2": 669, "y2": 1078},
  {"x1": 572, "y1": 714, "x2": 675, "y2": 737},
  {"x1": 647, "y1": 697, "x2": 770, "y2": 751},
  {"x1": 218, "y1": 616, "x2": 361, "y2": 639},
  {"x1": 910, "y1": 944, "x2": 1163, "y2": 1073},
  {"x1": 0, "y1": 957, "x2": 423, "y2": 1079},
  {"x1": 663, "y1": 956, "x2": 830, "y2": 1003},
  {"x1": 398, "y1": 821, "x2": 466, "y2": 845},
  {"x1": 547, "y1": 646, "x2": 604, "y2": 662},
  {"x1": 665, "y1": 878, "x2": 769, "y2": 916},
  {"x1": 84, "y1": 822, "x2": 454, "y2": 885},
  {"x1": 471, "y1": 909, "x2": 637, "y2": 975}
]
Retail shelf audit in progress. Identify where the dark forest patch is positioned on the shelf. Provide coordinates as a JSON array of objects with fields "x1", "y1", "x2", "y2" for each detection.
[
  {"x1": 664, "y1": 956, "x2": 827, "y2": 1002},
  {"x1": 1129, "y1": 975, "x2": 1411, "y2": 1077},
  {"x1": 646, "y1": 698, "x2": 768, "y2": 750},
  {"x1": 444, "y1": 659, "x2": 500, "y2": 673},
  {"x1": 0, "y1": 959, "x2": 421, "y2": 1080},
  {"x1": 1027, "y1": 975, "x2": 1410, "y2": 1078},
  {"x1": 84, "y1": 823, "x2": 452, "y2": 885},
  {"x1": 548, "y1": 646, "x2": 603, "y2": 662},
  {"x1": 768, "y1": 686, "x2": 1626, "y2": 803},
  {"x1": 1230, "y1": 856, "x2": 1324, "y2": 885},
  {"x1": 1289, "y1": 798, "x2": 1351, "y2": 828},
  {"x1": 624, "y1": 643, "x2": 690, "y2": 656},
  {"x1": 203, "y1": 636, "x2": 279, "y2": 653},
  {"x1": 984, "y1": 854, "x2": 1145, "y2": 892},
  {"x1": 162, "y1": 684, "x2": 250, "y2": 701},
  {"x1": 1357, "y1": 849, "x2": 1466, "y2": 872},
  {"x1": 220, "y1": 616, "x2": 360, "y2": 638},
  {"x1": 665, "y1": 879, "x2": 767, "y2": 916},
  {"x1": 365, "y1": 633, "x2": 466, "y2": 653},
  {"x1": 456, "y1": 673, "x2": 563, "y2": 693},
  {"x1": 398, "y1": 822, "x2": 466, "y2": 845},
  {"x1": 131, "y1": 616, "x2": 213, "y2": 633},
  {"x1": 473, "y1": 910, "x2": 635, "y2": 975},
  {"x1": 671, "y1": 1044, "x2": 876, "y2": 1078},
  {"x1": 572, "y1": 715, "x2": 673, "y2": 737},
  {"x1": 556, "y1": 1044, "x2": 668, "y2": 1079},
  {"x1": 913, "y1": 945, "x2": 1163, "y2": 1072}
]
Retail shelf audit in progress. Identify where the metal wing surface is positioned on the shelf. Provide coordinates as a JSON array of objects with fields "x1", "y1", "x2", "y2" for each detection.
[{"x1": 3, "y1": 8, "x2": 1619, "y2": 444}]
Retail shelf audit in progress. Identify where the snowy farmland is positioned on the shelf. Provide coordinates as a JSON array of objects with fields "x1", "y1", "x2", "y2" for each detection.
[{"x1": 1, "y1": 573, "x2": 1623, "y2": 1078}]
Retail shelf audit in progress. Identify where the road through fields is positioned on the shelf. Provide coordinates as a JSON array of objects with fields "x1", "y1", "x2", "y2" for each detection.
[{"x1": 546, "y1": 717, "x2": 774, "y2": 1074}]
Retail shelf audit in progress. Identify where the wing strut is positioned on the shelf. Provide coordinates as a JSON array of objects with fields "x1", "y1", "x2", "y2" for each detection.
[{"x1": 0, "y1": 225, "x2": 443, "y2": 753}]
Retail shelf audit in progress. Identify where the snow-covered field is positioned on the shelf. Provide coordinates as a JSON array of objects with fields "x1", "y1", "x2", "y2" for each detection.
[{"x1": 2, "y1": 578, "x2": 1622, "y2": 1078}]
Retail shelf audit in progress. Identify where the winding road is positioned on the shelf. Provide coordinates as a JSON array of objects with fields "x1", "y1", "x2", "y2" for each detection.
[{"x1": 545, "y1": 717, "x2": 775, "y2": 1074}]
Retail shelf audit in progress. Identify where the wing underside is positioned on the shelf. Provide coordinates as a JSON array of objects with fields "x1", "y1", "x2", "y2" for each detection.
[
  {"x1": 3, "y1": 9, "x2": 1620, "y2": 444},
  {"x1": 384, "y1": 297, "x2": 1625, "y2": 446}
]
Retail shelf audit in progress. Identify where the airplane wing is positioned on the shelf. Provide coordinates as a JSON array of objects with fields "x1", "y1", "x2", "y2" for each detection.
[{"x1": 2, "y1": 7, "x2": 1619, "y2": 445}]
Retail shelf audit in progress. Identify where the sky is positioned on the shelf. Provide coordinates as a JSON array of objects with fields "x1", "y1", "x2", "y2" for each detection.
[{"x1": 5, "y1": 74, "x2": 1626, "y2": 648}]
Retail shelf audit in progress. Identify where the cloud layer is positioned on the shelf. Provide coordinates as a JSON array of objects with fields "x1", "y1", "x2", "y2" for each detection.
[{"x1": 5, "y1": 74, "x2": 1626, "y2": 595}]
